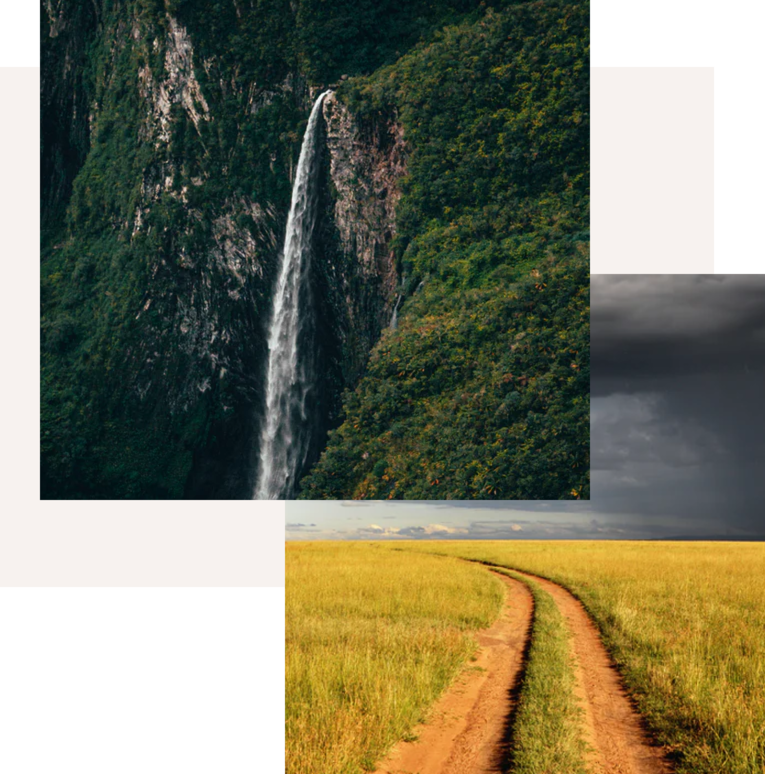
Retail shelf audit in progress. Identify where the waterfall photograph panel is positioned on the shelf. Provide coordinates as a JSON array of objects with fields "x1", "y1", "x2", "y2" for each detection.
[{"x1": 40, "y1": 1, "x2": 590, "y2": 499}]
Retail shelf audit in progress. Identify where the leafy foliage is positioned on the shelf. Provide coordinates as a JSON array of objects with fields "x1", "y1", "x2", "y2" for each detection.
[
  {"x1": 300, "y1": 259, "x2": 589, "y2": 499},
  {"x1": 299, "y1": 0, "x2": 589, "y2": 499},
  {"x1": 41, "y1": 0, "x2": 589, "y2": 498},
  {"x1": 41, "y1": 0, "x2": 290, "y2": 497}
]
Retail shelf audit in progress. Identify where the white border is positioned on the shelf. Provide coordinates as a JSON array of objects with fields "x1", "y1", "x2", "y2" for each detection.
[
  {"x1": 591, "y1": 68, "x2": 714, "y2": 274},
  {"x1": 0, "y1": 66, "x2": 285, "y2": 588}
]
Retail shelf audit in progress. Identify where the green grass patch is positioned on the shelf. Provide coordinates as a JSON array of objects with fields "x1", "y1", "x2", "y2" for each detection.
[{"x1": 494, "y1": 567, "x2": 588, "y2": 774}]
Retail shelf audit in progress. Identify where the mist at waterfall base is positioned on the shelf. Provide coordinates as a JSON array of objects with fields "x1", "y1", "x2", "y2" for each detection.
[{"x1": 254, "y1": 91, "x2": 334, "y2": 500}]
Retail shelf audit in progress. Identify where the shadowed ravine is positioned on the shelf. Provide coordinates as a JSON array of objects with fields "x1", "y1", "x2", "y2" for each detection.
[{"x1": 254, "y1": 90, "x2": 332, "y2": 500}]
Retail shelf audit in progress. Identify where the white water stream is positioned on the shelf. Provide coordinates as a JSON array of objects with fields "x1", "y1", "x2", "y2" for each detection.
[{"x1": 254, "y1": 90, "x2": 331, "y2": 499}]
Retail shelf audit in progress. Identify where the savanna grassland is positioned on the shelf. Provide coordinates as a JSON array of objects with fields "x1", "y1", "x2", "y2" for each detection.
[
  {"x1": 400, "y1": 541, "x2": 765, "y2": 774},
  {"x1": 285, "y1": 543, "x2": 503, "y2": 774},
  {"x1": 286, "y1": 541, "x2": 765, "y2": 774}
]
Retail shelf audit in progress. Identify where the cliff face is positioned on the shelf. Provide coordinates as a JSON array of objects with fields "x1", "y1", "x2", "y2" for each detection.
[
  {"x1": 317, "y1": 92, "x2": 406, "y2": 386},
  {"x1": 279, "y1": 92, "x2": 407, "y2": 490},
  {"x1": 323, "y1": 93, "x2": 404, "y2": 314},
  {"x1": 41, "y1": 1, "x2": 407, "y2": 499},
  {"x1": 299, "y1": 0, "x2": 590, "y2": 500},
  {"x1": 41, "y1": 0, "x2": 98, "y2": 230},
  {"x1": 124, "y1": 13, "x2": 285, "y2": 498},
  {"x1": 42, "y1": 0, "x2": 588, "y2": 501}
]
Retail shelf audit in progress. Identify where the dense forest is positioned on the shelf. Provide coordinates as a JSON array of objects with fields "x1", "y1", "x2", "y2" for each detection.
[{"x1": 41, "y1": 0, "x2": 589, "y2": 499}]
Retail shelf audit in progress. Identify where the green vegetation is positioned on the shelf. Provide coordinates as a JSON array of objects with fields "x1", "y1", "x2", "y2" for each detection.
[
  {"x1": 494, "y1": 568, "x2": 587, "y2": 774},
  {"x1": 43, "y1": 6, "x2": 233, "y2": 496},
  {"x1": 286, "y1": 542, "x2": 503, "y2": 774},
  {"x1": 399, "y1": 541, "x2": 765, "y2": 774},
  {"x1": 42, "y1": 0, "x2": 588, "y2": 498},
  {"x1": 299, "y1": 0, "x2": 589, "y2": 499},
  {"x1": 41, "y1": 1, "x2": 186, "y2": 497},
  {"x1": 41, "y1": 0, "x2": 306, "y2": 497},
  {"x1": 174, "y1": 0, "x2": 481, "y2": 86},
  {"x1": 300, "y1": 262, "x2": 588, "y2": 499}
]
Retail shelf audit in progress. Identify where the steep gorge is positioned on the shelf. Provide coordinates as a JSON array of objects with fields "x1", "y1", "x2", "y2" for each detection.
[
  {"x1": 41, "y1": 0, "x2": 589, "y2": 500},
  {"x1": 41, "y1": 0, "x2": 410, "y2": 498}
]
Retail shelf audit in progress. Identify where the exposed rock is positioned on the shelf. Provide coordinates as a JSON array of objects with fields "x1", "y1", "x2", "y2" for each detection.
[
  {"x1": 138, "y1": 15, "x2": 210, "y2": 146},
  {"x1": 250, "y1": 87, "x2": 278, "y2": 115},
  {"x1": 44, "y1": 0, "x2": 67, "y2": 38},
  {"x1": 40, "y1": 0, "x2": 98, "y2": 225},
  {"x1": 322, "y1": 91, "x2": 407, "y2": 331},
  {"x1": 42, "y1": 6, "x2": 411, "y2": 499},
  {"x1": 131, "y1": 194, "x2": 277, "y2": 412}
]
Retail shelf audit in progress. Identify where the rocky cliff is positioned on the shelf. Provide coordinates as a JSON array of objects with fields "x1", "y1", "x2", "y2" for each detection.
[
  {"x1": 41, "y1": 0, "x2": 408, "y2": 498},
  {"x1": 41, "y1": 0, "x2": 589, "y2": 500},
  {"x1": 41, "y1": 0, "x2": 98, "y2": 230},
  {"x1": 317, "y1": 92, "x2": 406, "y2": 385}
]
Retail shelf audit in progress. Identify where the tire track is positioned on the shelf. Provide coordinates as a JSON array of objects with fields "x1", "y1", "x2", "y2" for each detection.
[
  {"x1": 373, "y1": 572, "x2": 533, "y2": 774},
  {"x1": 511, "y1": 568, "x2": 673, "y2": 774}
]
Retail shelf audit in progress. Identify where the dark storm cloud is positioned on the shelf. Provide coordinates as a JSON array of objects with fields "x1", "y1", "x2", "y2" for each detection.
[
  {"x1": 591, "y1": 392, "x2": 725, "y2": 472},
  {"x1": 591, "y1": 275, "x2": 765, "y2": 534},
  {"x1": 592, "y1": 275, "x2": 765, "y2": 394}
]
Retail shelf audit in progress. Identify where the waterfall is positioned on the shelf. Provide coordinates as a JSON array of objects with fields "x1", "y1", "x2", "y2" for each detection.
[
  {"x1": 389, "y1": 294, "x2": 403, "y2": 330},
  {"x1": 254, "y1": 90, "x2": 331, "y2": 500}
]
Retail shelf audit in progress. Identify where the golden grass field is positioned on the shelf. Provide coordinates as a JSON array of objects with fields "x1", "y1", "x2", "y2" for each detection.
[
  {"x1": 285, "y1": 542, "x2": 502, "y2": 774},
  {"x1": 404, "y1": 541, "x2": 765, "y2": 774},
  {"x1": 286, "y1": 540, "x2": 765, "y2": 774}
]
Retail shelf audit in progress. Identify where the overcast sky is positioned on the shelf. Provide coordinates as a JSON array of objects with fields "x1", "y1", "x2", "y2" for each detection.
[{"x1": 288, "y1": 276, "x2": 765, "y2": 540}]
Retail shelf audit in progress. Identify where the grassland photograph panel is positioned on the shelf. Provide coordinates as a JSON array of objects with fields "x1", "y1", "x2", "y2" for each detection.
[
  {"x1": 41, "y1": 0, "x2": 589, "y2": 499},
  {"x1": 286, "y1": 512, "x2": 765, "y2": 774},
  {"x1": 285, "y1": 276, "x2": 765, "y2": 774}
]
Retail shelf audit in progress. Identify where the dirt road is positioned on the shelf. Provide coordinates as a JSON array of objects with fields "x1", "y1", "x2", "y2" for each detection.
[
  {"x1": 373, "y1": 572, "x2": 533, "y2": 774},
  {"x1": 373, "y1": 564, "x2": 673, "y2": 774},
  {"x1": 512, "y1": 569, "x2": 673, "y2": 774}
]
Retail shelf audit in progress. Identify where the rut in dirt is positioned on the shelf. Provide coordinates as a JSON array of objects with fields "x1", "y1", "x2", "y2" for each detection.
[
  {"x1": 374, "y1": 564, "x2": 673, "y2": 774},
  {"x1": 373, "y1": 573, "x2": 534, "y2": 774},
  {"x1": 511, "y1": 568, "x2": 674, "y2": 774}
]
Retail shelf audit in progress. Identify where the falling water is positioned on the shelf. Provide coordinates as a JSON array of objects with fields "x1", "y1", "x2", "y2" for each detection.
[
  {"x1": 254, "y1": 90, "x2": 331, "y2": 499},
  {"x1": 389, "y1": 294, "x2": 403, "y2": 330}
]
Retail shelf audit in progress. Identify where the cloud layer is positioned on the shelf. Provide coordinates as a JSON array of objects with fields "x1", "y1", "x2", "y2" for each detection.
[
  {"x1": 356, "y1": 523, "x2": 469, "y2": 538},
  {"x1": 591, "y1": 275, "x2": 765, "y2": 532}
]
